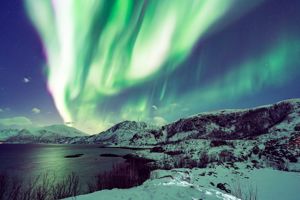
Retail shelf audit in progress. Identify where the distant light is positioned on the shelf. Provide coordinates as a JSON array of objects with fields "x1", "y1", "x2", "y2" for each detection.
[{"x1": 23, "y1": 77, "x2": 31, "y2": 83}]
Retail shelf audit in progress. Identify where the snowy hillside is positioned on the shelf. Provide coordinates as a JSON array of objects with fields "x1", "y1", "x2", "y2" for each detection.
[
  {"x1": 65, "y1": 99, "x2": 300, "y2": 200},
  {"x1": 4, "y1": 124, "x2": 87, "y2": 143},
  {"x1": 72, "y1": 99, "x2": 300, "y2": 148},
  {"x1": 0, "y1": 128, "x2": 20, "y2": 140},
  {"x1": 65, "y1": 120, "x2": 160, "y2": 146}
]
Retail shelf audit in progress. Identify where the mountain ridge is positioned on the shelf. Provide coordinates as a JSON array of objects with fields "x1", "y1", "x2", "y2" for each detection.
[
  {"x1": 3, "y1": 124, "x2": 87, "y2": 143},
  {"x1": 64, "y1": 98, "x2": 300, "y2": 147}
]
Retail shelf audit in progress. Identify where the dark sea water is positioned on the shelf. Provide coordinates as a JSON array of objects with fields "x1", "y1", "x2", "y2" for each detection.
[{"x1": 0, "y1": 144, "x2": 134, "y2": 186}]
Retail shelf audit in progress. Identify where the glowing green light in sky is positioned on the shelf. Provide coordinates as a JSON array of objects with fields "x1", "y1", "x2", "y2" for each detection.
[
  {"x1": 26, "y1": 0, "x2": 294, "y2": 133},
  {"x1": 25, "y1": 0, "x2": 248, "y2": 132},
  {"x1": 172, "y1": 38, "x2": 300, "y2": 117}
]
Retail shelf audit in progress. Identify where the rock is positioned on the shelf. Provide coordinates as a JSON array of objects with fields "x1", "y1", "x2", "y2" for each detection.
[
  {"x1": 64, "y1": 154, "x2": 84, "y2": 158},
  {"x1": 210, "y1": 140, "x2": 233, "y2": 147},
  {"x1": 164, "y1": 101, "x2": 292, "y2": 141},
  {"x1": 150, "y1": 146, "x2": 164, "y2": 153},
  {"x1": 216, "y1": 183, "x2": 231, "y2": 193},
  {"x1": 295, "y1": 124, "x2": 300, "y2": 131},
  {"x1": 252, "y1": 146, "x2": 260, "y2": 155}
]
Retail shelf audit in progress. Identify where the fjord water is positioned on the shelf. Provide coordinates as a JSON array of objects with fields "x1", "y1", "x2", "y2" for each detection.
[{"x1": 0, "y1": 144, "x2": 133, "y2": 185}]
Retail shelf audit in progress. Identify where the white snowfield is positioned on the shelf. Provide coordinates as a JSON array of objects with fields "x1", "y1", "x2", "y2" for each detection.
[
  {"x1": 63, "y1": 170, "x2": 238, "y2": 200},
  {"x1": 63, "y1": 165, "x2": 300, "y2": 200}
]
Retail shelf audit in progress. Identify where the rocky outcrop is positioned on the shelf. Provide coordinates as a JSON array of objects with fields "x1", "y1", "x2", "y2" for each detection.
[{"x1": 163, "y1": 101, "x2": 294, "y2": 141}]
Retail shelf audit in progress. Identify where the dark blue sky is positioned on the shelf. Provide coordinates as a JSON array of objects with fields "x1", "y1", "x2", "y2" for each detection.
[
  {"x1": 0, "y1": 0, "x2": 61, "y2": 125},
  {"x1": 0, "y1": 0, "x2": 300, "y2": 131}
]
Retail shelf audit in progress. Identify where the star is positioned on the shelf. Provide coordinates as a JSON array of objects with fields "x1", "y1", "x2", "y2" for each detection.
[{"x1": 23, "y1": 77, "x2": 31, "y2": 83}]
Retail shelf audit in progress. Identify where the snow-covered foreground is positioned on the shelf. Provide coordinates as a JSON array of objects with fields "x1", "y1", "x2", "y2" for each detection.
[{"x1": 63, "y1": 166, "x2": 300, "y2": 200}]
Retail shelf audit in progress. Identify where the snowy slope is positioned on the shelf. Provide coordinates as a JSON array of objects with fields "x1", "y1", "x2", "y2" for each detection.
[
  {"x1": 71, "y1": 99, "x2": 300, "y2": 147},
  {"x1": 27, "y1": 124, "x2": 87, "y2": 137},
  {"x1": 63, "y1": 167, "x2": 239, "y2": 200},
  {"x1": 64, "y1": 165, "x2": 300, "y2": 200},
  {"x1": 70, "y1": 121, "x2": 160, "y2": 146},
  {"x1": 0, "y1": 128, "x2": 20, "y2": 140}
]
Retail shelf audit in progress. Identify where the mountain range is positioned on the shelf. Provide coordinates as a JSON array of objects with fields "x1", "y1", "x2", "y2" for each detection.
[
  {"x1": 60, "y1": 98, "x2": 300, "y2": 200},
  {"x1": 2, "y1": 99, "x2": 300, "y2": 199},
  {"x1": 1, "y1": 124, "x2": 87, "y2": 143}
]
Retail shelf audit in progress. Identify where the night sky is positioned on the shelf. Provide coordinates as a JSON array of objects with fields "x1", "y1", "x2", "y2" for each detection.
[{"x1": 0, "y1": 0, "x2": 300, "y2": 133}]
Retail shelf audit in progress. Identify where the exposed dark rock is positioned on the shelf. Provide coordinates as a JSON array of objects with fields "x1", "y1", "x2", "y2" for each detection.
[
  {"x1": 207, "y1": 171, "x2": 217, "y2": 176},
  {"x1": 295, "y1": 124, "x2": 300, "y2": 131},
  {"x1": 199, "y1": 172, "x2": 206, "y2": 176},
  {"x1": 150, "y1": 146, "x2": 164, "y2": 153},
  {"x1": 210, "y1": 140, "x2": 233, "y2": 147},
  {"x1": 216, "y1": 183, "x2": 231, "y2": 193},
  {"x1": 287, "y1": 155, "x2": 298, "y2": 163},
  {"x1": 165, "y1": 150, "x2": 183, "y2": 156},
  {"x1": 64, "y1": 154, "x2": 84, "y2": 158},
  {"x1": 219, "y1": 150, "x2": 235, "y2": 162},
  {"x1": 164, "y1": 101, "x2": 292, "y2": 141},
  {"x1": 252, "y1": 146, "x2": 260, "y2": 155}
]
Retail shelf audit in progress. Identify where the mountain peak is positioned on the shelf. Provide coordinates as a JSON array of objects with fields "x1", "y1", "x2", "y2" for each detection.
[{"x1": 2, "y1": 124, "x2": 87, "y2": 143}]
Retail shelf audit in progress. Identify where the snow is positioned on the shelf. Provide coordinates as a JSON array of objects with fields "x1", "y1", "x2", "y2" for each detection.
[
  {"x1": 63, "y1": 165, "x2": 300, "y2": 200},
  {"x1": 63, "y1": 167, "x2": 239, "y2": 200},
  {"x1": 63, "y1": 185, "x2": 236, "y2": 200},
  {"x1": 0, "y1": 128, "x2": 19, "y2": 140},
  {"x1": 246, "y1": 169, "x2": 300, "y2": 200}
]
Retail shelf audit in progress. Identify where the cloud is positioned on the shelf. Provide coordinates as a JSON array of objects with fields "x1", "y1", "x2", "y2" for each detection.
[
  {"x1": 32, "y1": 107, "x2": 41, "y2": 114},
  {"x1": 0, "y1": 108, "x2": 10, "y2": 113},
  {"x1": 153, "y1": 116, "x2": 168, "y2": 126},
  {"x1": 0, "y1": 116, "x2": 32, "y2": 127}
]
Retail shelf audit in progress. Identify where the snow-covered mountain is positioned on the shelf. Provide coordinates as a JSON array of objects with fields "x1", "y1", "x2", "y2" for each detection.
[
  {"x1": 62, "y1": 98, "x2": 300, "y2": 172},
  {"x1": 129, "y1": 99, "x2": 300, "y2": 169},
  {"x1": 0, "y1": 128, "x2": 20, "y2": 140},
  {"x1": 3, "y1": 124, "x2": 87, "y2": 143},
  {"x1": 66, "y1": 99, "x2": 300, "y2": 199},
  {"x1": 64, "y1": 120, "x2": 160, "y2": 145},
  {"x1": 71, "y1": 99, "x2": 300, "y2": 147}
]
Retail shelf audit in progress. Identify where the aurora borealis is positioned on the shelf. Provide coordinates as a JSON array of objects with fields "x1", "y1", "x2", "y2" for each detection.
[
  {"x1": 25, "y1": 0, "x2": 300, "y2": 133},
  {"x1": 1, "y1": 0, "x2": 300, "y2": 133},
  {"x1": 25, "y1": 0, "x2": 256, "y2": 132}
]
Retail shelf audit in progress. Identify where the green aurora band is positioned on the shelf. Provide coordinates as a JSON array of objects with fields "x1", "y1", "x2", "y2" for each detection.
[{"x1": 25, "y1": 0, "x2": 299, "y2": 133}]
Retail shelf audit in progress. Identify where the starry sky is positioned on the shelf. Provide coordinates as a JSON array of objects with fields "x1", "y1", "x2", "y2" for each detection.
[{"x1": 0, "y1": 0, "x2": 300, "y2": 133}]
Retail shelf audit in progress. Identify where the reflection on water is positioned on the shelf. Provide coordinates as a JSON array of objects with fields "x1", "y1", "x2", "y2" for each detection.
[{"x1": 0, "y1": 144, "x2": 133, "y2": 184}]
